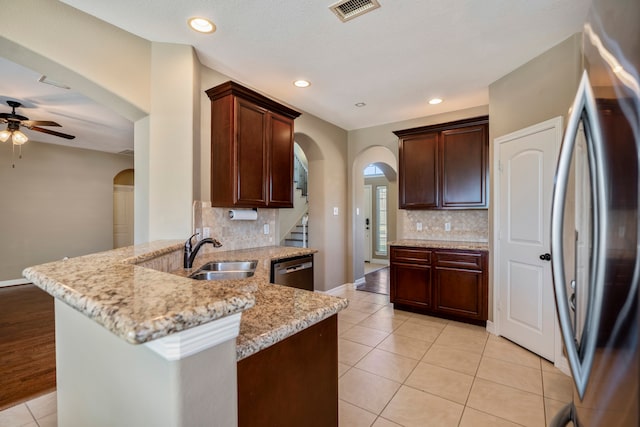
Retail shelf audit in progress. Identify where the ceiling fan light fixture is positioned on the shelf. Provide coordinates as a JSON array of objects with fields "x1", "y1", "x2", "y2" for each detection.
[
  {"x1": 12, "y1": 130, "x2": 28, "y2": 145},
  {"x1": 0, "y1": 129, "x2": 10, "y2": 142}
]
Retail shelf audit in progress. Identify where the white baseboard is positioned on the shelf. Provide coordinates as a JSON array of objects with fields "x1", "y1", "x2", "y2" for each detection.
[
  {"x1": 320, "y1": 283, "x2": 356, "y2": 296},
  {"x1": 485, "y1": 320, "x2": 497, "y2": 335},
  {"x1": 0, "y1": 278, "x2": 30, "y2": 288}
]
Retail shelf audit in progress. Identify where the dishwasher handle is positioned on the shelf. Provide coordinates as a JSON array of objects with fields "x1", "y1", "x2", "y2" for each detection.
[{"x1": 279, "y1": 262, "x2": 313, "y2": 274}]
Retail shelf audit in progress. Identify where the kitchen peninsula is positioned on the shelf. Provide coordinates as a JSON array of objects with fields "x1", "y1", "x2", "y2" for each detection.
[{"x1": 23, "y1": 241, "x2": 347, "y2": 427}]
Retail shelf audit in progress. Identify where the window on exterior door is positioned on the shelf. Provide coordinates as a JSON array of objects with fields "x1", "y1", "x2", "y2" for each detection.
[{"x1": 375, "y1": 185, "x2": 388, "y2": 256}]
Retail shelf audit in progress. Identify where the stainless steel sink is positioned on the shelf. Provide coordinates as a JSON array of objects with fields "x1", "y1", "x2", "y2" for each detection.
[
  {"x1": 190, "y1": 270, "x2": 255, "y2": 281},
  {"x1": 198, "y1": 261, "x2": 258, "y2": 272},
  {"x1": 189, "y1": 260, "x2": 258, "y2": 281}
]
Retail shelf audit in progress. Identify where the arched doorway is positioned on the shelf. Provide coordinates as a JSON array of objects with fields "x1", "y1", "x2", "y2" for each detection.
[
  {"x1": 113, "y1": 168, "x2": 134, "y2": 248},
  {"x1": 351, "y1": 146, "x2": 397, "y2": 285},
  {"x1": 278, "y1": 143, "x2": 310, "y2": 247}
]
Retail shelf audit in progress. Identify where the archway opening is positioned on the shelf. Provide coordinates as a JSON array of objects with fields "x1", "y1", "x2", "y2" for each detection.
[
  {"x1": 278, "y1": 143, "x2": 310, "y2": 247},
  {"x1": 113, "y1": 168, "x2": 134, "y2": 248},
  {"x1": 351, "y1": 146, "x2": 397, "y2": 289}
]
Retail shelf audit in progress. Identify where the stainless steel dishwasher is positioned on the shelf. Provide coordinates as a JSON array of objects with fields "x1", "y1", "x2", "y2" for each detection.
[{"x1": 270, "y1": 254, "x2": 314, "y2": 291}]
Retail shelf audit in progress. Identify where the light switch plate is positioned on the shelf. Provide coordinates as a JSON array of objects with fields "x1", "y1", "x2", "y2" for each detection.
[
  {"x1": 263, "y1": 224, "x2": 270, "y2": 235},
  {"x1": 203, "y1": 227, "x2": 211, "y2": 238},
  {"x1": 416, "y1": 222, "x2": 423, "y2": 231},
  {"x1": 445, "y1": 222, "x2": 451, "y2": 232},
  {"x1": 333, "y1": 207, "x2": 339, "y2": 216}
]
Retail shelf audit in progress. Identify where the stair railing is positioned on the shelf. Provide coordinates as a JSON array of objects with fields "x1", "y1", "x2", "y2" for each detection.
[
  {"x1": 294, "y1": 154, "x2": 308, "y2": 198},
  {"x1": 301, "y1": 214, "x2": 308, "y2": 248}
]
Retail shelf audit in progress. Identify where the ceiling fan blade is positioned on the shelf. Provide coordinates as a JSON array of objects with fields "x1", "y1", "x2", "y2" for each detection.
[
  {"x1": 28, "y1": 126, "x2": 76, "y2": 140},
  {"x1": 21, "y1": 120, "x2": 61, "y2": 127},
  {"x1": 0, "y1": 113, "x2": 13, "y2": 119}
]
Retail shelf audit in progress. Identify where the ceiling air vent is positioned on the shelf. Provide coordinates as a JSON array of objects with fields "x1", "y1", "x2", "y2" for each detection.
[
  {"x1": 118, "y1": 149, "x2": 134, "y2": 156},
  {"x1": 329, "y1": 0, "x2": 380, "y2": 22}
]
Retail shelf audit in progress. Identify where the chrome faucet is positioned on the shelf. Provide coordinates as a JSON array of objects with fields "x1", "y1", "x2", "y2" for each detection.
[{"x1": 183, "y1": 233, "x2": 222, "y2": 269}]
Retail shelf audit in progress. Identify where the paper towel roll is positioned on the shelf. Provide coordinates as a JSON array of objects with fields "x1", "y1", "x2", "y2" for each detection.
[{"x1": 229, "y1": 209, "x2": 258, "y2": 220}]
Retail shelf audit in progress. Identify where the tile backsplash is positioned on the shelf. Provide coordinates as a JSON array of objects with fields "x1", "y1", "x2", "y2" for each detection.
[
  {"x1": 193, "y1": 201, "x2": 276, "y2": 252},
  {"x1": 401, "y1": 209, "x2": 488, "y2": 242}
]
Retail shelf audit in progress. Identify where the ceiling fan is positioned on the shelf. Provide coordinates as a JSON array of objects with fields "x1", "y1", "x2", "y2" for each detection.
[{"x1": 0, "y1": 100, "x2": 75, "y2": 145}]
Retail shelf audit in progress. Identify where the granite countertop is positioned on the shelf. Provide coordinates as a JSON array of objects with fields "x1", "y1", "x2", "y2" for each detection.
[
  {"x1": 389, "y1": 239, "x2": 489, "y2": 251},
  {"x1": 23, "y1": 241, "x2": 348, "y2": 361},
  {"x1": 169, "y1": 245, "x2": 348, "y2": 360}
]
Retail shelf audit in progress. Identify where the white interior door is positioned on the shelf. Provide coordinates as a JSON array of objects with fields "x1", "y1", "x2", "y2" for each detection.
[
  {"x1": 495, "y1": 117, "x2": 562, "y2": 361},
  {"x1": 363, "y1": 185, "x2": 372, "y2": 262},
  {"x1": 114, "y1": 185, "x2": 134, "y2": 248}
]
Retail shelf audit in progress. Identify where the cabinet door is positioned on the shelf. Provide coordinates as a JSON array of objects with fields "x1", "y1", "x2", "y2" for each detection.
[
  {"x1": 399, "y1": 133, "x2": 438, "y2": 208},
  {"x1": 433, "y1": 250, "x2": 487, "y2": 320},
  {"x1": 433, "y1": 267, "x2": 486, "y2": 320},
  {"x1": 235, "y1": 98, "x2": 268, "y2": 206},
  {"x1": 390, "y1": 262, "x2": 432, "y2": 309},
  {"x1": 440, "y1": 124, "x2": 488, "y2": 208},
  {"x1": 267, "y1": 113, "x2": 294, "y2": 207}
]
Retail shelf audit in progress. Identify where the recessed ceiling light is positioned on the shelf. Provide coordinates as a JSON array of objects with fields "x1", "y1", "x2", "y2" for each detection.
[
  {"x1": 188, "y1": 17, "x2": 216, "y2": 34},
  {"x1": 355, "y1": 102, "x2": 366, "y2": 107},
  {"x1": 429, "y1": 98, "x2": 443, "y2": 105},
  {"x1": 293, "y1": 80, "x2": 311, "y2": 88}
]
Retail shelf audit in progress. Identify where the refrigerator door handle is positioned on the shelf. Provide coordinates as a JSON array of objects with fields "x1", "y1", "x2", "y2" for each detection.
[
  {"x1": 549, "y1": 403, "x2": 575, "y2": 427},
  {"x1": 550, "y1": 70, "x2": 608, "y2": 400}
]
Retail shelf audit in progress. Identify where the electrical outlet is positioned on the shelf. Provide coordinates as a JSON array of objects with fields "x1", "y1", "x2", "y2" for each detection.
[
  {"x1": 203, "y1": 227, "x2": 211, "y2": 238},
  {"x1": 416, "y1": 222, "x2": 423, "y2": 231},
  {"x1": 263, "y1": 224, "x2": 270, "y2": 235},
  {"x1": 445, "y1": 222, "x2": 451, "y2": 232},
  {"x1": 195, "y1": 228, "x2": 201, "y2": 239}
]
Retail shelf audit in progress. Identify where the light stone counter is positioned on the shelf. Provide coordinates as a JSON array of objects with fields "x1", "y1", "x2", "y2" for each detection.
[
  {"x1": 24, "y1": 241, "x2": 348, "y2": 360},
  {"x1": 390, "y1": 239, "x2": 489, "y2": 251},
  {"x1": 169, "y1": 245, "x2": 348, "y2": 360}
]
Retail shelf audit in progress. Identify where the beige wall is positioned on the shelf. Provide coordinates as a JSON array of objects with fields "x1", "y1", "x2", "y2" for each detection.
[
  {"x1": 1, "y1": 1, "x2": 200, "y2": 246},
  {"x1": 487, "y1": 33, "x2": 583, "y2": 322},
  {"x1": 0, "y1": 141, "x2": 133, "y2": 280},
  {"x1": 0, "y1": 0, "x2": 150, "y2": 121}
]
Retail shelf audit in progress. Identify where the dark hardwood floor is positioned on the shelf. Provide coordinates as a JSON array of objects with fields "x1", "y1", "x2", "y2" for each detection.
[
  {"x1": 0, "y1": 284, "x2": 56, "y2": 410},
  {"x1": 356, "y1": 266, "x2": 390, "y2": 295}
]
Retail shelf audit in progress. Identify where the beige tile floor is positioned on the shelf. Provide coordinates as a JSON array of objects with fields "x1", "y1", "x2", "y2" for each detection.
[
  {"x1": 0, "y1": 287, "x2": 573, "y2": 427},
  {"x1": 335, "y1": 287, "x2": 573, "y2": 427}
]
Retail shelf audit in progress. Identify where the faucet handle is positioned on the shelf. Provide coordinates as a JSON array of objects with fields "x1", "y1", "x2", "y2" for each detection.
[{"x1": 184, "y1": 233, "x2": 199, "y2": 250}]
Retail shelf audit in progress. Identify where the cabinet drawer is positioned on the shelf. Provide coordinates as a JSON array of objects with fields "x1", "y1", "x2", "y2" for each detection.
[
  {"x1": 391, "y1": 247, "x2": 431, "y2": 264},
  {"x1": 434, "y1": 251, "x2": 483, "y2": 270}
]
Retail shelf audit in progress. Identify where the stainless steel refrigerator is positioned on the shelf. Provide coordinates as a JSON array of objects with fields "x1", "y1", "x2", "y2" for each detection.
[{"x1": 550, "y1": 0, "x2": 639, "y2": 425}]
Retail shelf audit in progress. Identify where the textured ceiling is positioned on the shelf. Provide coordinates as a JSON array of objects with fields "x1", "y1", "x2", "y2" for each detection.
[{"x1": 1, "y1": 0, "x2": 590, "y2": 153}]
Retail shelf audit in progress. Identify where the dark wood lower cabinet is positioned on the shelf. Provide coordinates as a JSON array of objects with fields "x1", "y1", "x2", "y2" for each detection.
[
  {"x1": 237, "y1": 315, "x2": 338, "y2": 427},
  {"x1": 391, "y1": 246, "x2": 488, "y2": 325},
  {"x1": 434, "y1": 267, "x2": 486, "y2": 320}
]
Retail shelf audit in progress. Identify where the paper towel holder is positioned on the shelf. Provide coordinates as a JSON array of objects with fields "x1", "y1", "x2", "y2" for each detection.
[{"x1": 229, "y1": 208, "x2": 258, "y2": 220}]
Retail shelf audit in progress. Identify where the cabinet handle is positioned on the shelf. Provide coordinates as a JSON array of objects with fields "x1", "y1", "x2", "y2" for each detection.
[
  {"x1": 550, "y1": 70, "x2": 607, "y2": 399},
  {"x1": 539, "y1": 253, "x2": 551, "y2": 261}
]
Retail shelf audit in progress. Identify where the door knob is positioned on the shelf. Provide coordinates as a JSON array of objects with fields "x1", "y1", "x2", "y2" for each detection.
[{"x1": 539, "y1": 253, "x2": 551, "y2": 261}]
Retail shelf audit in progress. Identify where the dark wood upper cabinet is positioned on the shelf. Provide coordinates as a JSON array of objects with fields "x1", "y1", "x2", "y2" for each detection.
[
  {"x1": 394, "y1": 116, "x2": 489, "y2": 209},
  {"x1": 206, "y1": 81, "x2": 301, "y2": 208},
  {"x1": 398, "y1": 132, "x2": 439, "y2": 209}
]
